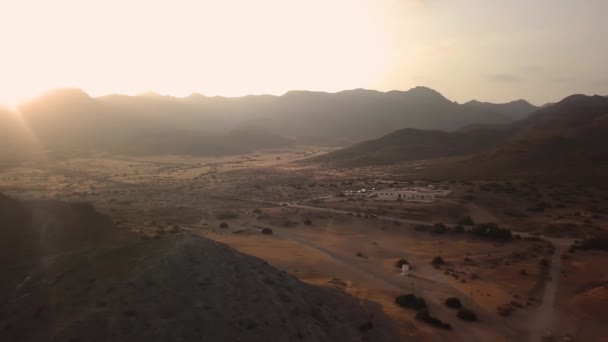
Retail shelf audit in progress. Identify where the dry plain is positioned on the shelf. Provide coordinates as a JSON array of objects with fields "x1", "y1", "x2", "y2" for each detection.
[{"x1": 1, "y1": 147, "x2": 607, "y2": 341}]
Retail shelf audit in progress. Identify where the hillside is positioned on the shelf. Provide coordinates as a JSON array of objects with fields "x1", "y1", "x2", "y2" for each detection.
[
  {"x1": 0, "y1": 195, "x2": 395, "y2": 342},
  {"x1": 464, "y1": 94, "x2": 608, "y2": 179},
  {"x1": 314, "y1": 94, "x2": 608, "y2": 180},
  {"x1": 312, "y1": 127, "x2": 506, "y2": 166}
]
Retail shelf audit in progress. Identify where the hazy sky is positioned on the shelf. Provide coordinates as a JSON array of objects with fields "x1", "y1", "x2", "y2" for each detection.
[{"x1": 1, "y1": 0, "x2": 606, "y2": 105}]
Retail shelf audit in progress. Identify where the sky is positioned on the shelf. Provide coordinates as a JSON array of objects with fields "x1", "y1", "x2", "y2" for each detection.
[{"x1": 0, "y1": 0, "x2": 606, "y2": 106}]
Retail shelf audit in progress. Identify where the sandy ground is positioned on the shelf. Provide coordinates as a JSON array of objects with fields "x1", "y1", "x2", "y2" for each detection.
[{"x1": 1, "y1": 149, "x2": 607, "y2": 341}]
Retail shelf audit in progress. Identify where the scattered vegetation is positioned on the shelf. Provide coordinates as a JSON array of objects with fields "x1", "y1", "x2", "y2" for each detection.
[
  {"x1": 444, "y1": 297, "x2": 462, "y2": 309},
  {"x1": 215, "y1": 211, "x2": 239, "y2": 220},
  {"x1": 219, "y1": 222, "x2": 229, "y2": 229},
  {"x1": 457, "y1": 308, "x2": 478, "y2": 322},
  {"x1": 395, "y1": 294, "x2": 427, "y2": 311},
  {"x1": 452, "y1": 225, "x2": 465, "y2": 233},
  {"x1": 576, "y1": 236, "x2": 608, "y2": 251},
  {"x1": 432, "y1": 256, "x2": 445, "y2": 266},
  {"x1": 415, "y1": 310, "x2": 452, "y2": 330},
  {"x1": 458, "y1": 216, "x2": 475, "y2": 226},
  {"x1": 261, "y1": 228, "x2": 273, "y2": 235},
  {"x1": 431, "y1": 223, "x2": 447, "y2": 234},
  {"x1": 470, "y1": 223, "x2": 512, "y2": 242},
  {"x1": 303, "y1": 219, "x2": 312, "y2": 225}
]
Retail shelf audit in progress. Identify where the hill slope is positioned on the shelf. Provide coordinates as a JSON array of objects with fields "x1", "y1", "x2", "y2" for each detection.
[
  {"x1": 465, "y1": 94, "x2": 608, "y2": 179},
  {"x1": 312, "y1": 127, "x2": 506, "y2": 166},
  {"x1": 314, "y1": 94, "x2": 608, "y2": 180},
  {"x1": 0, "y1": 195, "x2": 395, "y2": 342}
]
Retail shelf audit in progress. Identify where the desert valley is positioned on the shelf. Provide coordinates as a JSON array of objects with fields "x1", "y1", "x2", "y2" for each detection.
[{"x1": 2, "y1": 1, "x2": 607, "y2": 340}]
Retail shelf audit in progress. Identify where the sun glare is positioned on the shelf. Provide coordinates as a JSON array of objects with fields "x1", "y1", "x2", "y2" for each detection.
[{"x1": 0, "y1": 0, "x2": 391, "y2": 104}]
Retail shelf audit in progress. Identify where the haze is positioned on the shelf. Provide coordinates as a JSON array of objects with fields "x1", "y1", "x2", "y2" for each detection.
[{"x1": 1, "y1": 0, "x2": 606, "y2": 106}]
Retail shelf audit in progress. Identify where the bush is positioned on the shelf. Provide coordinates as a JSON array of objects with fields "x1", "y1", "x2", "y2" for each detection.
[
  {"x1": 445, "y1": 297, "x2": 462, "y2": 309},
  {"x1": 219, "y1": 222, "x2": 229, "y2": 229},
  {"x1": 216, "y1": 211, "x2": 239, "y2": 220},
  {"x1": 395, "y1": 294, "x2": 427, "y2": 311},
  {"x1": 453, "y1": 225, "x2": 465, "y2": 233},
  {"x1": 458, "y1": 216, "x2": 475, "y2": 226},
  {"x1": 457, "y1": 308, "x2": 477, "y2": 321},
  {"x1": 395, "y1": 258, "x2": 410, "y2": 269},
  {"x1": 431, "y1": 223, "x2": 447, "y2": 234},
  {"x1": 415, "y1": 310, "x2": 452, "y2": 330},
  {"x1": 261, "y1": 228, "x2": 273, "y2": 235},
  {"x1": 432, "y1": 256, "x2": 445, "y2": 265},
  {"x1": 578, "y1": 236, "x2": 608, "y2": 251},
  {"x1": 303, "y1": 219, "x2": 312, "y2": 225},
  {"x1": 470, "y1": 223, "x2": 512, "y2": 242}
]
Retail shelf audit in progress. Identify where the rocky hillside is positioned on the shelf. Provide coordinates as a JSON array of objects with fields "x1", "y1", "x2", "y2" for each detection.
[{"x1": 0, "y1": 195, "x2": 395, "y2": 342}]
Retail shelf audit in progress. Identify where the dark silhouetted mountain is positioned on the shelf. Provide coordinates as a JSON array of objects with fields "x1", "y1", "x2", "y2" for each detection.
[
  {"x1": 467, "y1": 94, "x2": 608, "y2": 179},
  {"x1": 315, "y1": 94, "x2": 608, "y2": 180},
  {"x1": 0, "y1": 195, "x2": 396, "y2": 342},
  {"x1": 312, "y1": 128, "x2": 505, "y2": 166},
  {"x1": 462, "y1": 99, "x2": 537, "y2": 121}
]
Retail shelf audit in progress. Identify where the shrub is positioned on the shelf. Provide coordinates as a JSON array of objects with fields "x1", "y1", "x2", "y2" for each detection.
[
  {"x1": 578, "y1": 236, "x2": 608, "y2": 251},
  {"x1": 520, "y1": 269, "x2": 528, "y2": 276},
  {"x1": 453, "y1": 225, "x2": 465, "y2": 233},
  {"x1": 356, "y1": 252, "x2": 367, "y2": 258},
  {"x1": 458, "y1": 216, "x2": 475, "y2": 226},
  {"x1": 216, "y1": 211, "x2": 238, "y2": 220},
  {"x1": 303, "y1": 219, "x2": 312, "y2": 225},
  {"x1": 395, "y1": 258, "x2": 410, "y2": 269},
  {"x1": 261, "y1": 228, "x2": 273, "y2": 235},
  {"x1": 457, "y1": 308, "x2": 477, "y2": 321},
  {"x1": 219, "y1": 222, "x2": 229, "y2": 229},
  {"x1": 432, "y1": 256, "x2": 445, "y2": 265},
  {"x1": 415, "y1": 310, "x2": 452, "y2": 330},
  {"x1": 539, "y1": 258, "x2": 550, "y2": 267},
  {"x1": 445, "y1": 297, "x2": 462, "y2": 309},
  {"x1": 431, "y1": 223, "x2": 447, "y2": 234},
  {"x1": 395, "y1": 294, "x2": 427, "y2": 310},
  {"x1": 470, "y1": 223, "x2": 512, "y2": 242}
]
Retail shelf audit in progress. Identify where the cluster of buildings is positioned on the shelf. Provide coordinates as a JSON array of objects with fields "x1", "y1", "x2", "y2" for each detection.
[{"x1": 342, "y1": 185, "x2": 451, "y2": 203}]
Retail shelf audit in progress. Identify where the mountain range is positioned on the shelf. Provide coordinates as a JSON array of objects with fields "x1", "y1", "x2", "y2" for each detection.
[
  {"x1": 314, "y1": 94, "x2": 608, "y2": 180},
  {"x1": 0, "y1": 87, "x2": 537, "y2": 165}
]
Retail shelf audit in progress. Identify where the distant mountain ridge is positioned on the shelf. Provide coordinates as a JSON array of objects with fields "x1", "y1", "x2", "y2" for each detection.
[{"x1": 0, "y1": 86, "x2": 538, "y2": 163}]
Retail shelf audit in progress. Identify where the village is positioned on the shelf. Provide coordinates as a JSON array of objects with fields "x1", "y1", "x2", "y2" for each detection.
[{"x1": 341, "y1": 184, "x2": 452, "y2": 203}]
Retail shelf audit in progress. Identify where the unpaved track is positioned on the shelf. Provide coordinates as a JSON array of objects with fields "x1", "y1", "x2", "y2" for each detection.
[{"x1": 275, "y1": 227, "x2": 522, "y2": 341}]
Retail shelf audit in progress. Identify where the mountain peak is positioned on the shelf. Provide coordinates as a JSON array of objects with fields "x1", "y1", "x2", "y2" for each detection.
[
  {"x1": 557, "y1": 94, "x2": 608, "y2": 106},
  {"x1": 38, "y1": 88, "x2": 91, "y2": 101},
  {"x1": 407, "y1": 86, "x2": 444, "y2": 96}
]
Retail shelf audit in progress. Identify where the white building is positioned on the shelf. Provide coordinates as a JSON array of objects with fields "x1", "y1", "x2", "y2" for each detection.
[{"x1": 371, "y1": 189, "x2": 437, "y2": 203}]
